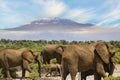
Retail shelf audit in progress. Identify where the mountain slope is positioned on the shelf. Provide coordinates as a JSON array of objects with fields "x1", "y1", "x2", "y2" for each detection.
[{"x1": 6, "y1": 17, "x2": 94, "y2": 31}]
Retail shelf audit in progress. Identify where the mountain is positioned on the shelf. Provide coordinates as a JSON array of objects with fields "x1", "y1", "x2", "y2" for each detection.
[
  {"x1": 6, "y1": 17, "x2": 94, "y2": 31},
  {"x1": 1, "y1": 17, "x2": 120, "y2": 41}
]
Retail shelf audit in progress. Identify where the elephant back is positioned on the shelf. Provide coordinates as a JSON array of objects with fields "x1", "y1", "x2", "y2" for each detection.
[{"x1": 45, "y1": 44, "x2": 58, "y2": 52}]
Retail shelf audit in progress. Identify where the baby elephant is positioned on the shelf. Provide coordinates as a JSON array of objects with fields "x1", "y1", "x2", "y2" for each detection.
[{"x1": 45, "y1": 64, "x2": 61, "y2": 77}]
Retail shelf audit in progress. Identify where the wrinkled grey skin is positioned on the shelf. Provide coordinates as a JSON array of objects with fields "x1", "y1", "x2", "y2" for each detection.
[
  {"x1": 56, "y1": 42, "x2": 116, "y2": 80},
  {"x1": 0, "y1": 48, "x2": 41, "y2": 79},
  {"x1": 45, "y1": 63, "x2": 61, "y2": 77},
  {"x1": 41, "y1": 44, "x2": 62, "y2": 64}
]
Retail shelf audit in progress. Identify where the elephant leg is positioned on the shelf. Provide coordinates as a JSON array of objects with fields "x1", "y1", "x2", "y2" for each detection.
[
  {"x1": 35, "y1": 57, "x2": 41, "y2": 77},
  {"x1": 3, "y1": 54, "x2": 12, "y2": 79},
  {"x1": 62, "y1": 61, "x2": 69, "y2": 80},
  {"x1": 57, "y1": 64, "x2": 61, "y2": 76},
  {"x1": 58, "y1": 68, "x2": 61, "y2": 76},
  {"x1": 45, "y1": 71, "x2": 50, "y2": 77},
  {"x1": 55, "y1": 67, "x2": 58, "y2": 76},
  {"x1": 94, "y1": 72, "x2": 101, "y2": 80},
  {"x1": 38, "y1": 62, "x2": 41, "y2": 77},
  {"x1": 69, "y1": 64, "x2": 77, "y2": 80},
  {"x1": 50, "y1": 71, "x2": 53, "y2": 76},
  {"x1": 62, "y1": 71, "x2": 69, "y2": 80},
  {"x1": 22, "y1": 68, "x2": 25, "y2": 77},
  {"x1": 5, "y1": 69, "x2": 12, "y2": 79},
  {"x1": 22, "y1": 59, "x2": 32, "y2": 73},
  {"x1": 81, "y1": 72, "x2": 86, "y2": 80},
  {"x1": 96, "y1": 62, "x2": 107, "y2": 78},
  {"x1": 46, "y1": 58, "x2": 51, "y2": 64}
]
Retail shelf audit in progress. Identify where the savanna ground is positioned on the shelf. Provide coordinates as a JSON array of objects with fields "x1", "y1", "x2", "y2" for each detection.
[
  {"x1": 10, "y1": 64, "x2": 120, "y2": 80},
  {"x1": 0, "y1": 39, "x2": 120, "y2": 80}
]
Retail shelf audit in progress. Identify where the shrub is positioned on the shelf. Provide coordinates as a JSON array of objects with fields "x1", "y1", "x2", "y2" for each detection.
[
  {"x1": 0, "y1": 69, "x2": 4, "y2": 78},
  {"x1": 50, "y1": 58, "x2": 57, "y2": 64},
  {"x1": 115, "y1": 76, "x2": 120, "y2": 80},
  {"x1": 104, "y1": 76, "x2": 115, "y2": 80},
  {"x1": 115, "y1": 52, "x2": 120, "y2": 63},
  {"x1": 104, "y1": 76, "x2": 120, "y2": 80},
  {"x1": 29, "y1": 71, "x2": 39, "y2": 79}
]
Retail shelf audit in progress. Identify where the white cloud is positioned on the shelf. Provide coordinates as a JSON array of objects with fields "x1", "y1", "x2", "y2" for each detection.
[
  {"x1": 0, "y1": 0, "x2": 25, "y2": 29},
  {"x1": 110, "y1": 24, "x2": 120, "y2": 28},
  {"x1": 1, "y1": 27, "x2": 120, "y2": 41},
  {"x1": 33, "y1": 0, "x2": 67, "y2": 17},
  {"x1": 64, "y1": 8, "x2": 96, "y2": 23},
  {"x1": 96, "y1": 0, "x2": 120, "y2": 27},
  {"x1": 33, "y1": 0, "x2": 96, "y2": 23},
  {"x1": 0, "y1": 0, "x2": 10, "y2": 12}
]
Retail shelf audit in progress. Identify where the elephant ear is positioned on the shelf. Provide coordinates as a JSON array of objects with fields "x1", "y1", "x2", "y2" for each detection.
[
  {"x1": 32, "y1": 51, "x2": 39, "y2": 57},
  {"x1": 22, "y1": 49, "x2": 34, "y2": 63},
  {"x1": 107, "y1": 43, "x2": 116, "y2": 57},
  {"x1": 56, "y1": 45, "x2": 66, "y2": 55},
  {"x1": 95, "y1": 42, "x2": 110, "y2": 64}
]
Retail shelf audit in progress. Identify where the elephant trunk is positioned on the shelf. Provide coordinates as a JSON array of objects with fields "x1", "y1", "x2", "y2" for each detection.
[
  {"x1": 108, "y1": 61, "x2": 115, "y2": 76},
  {"x1": 37, "y1": 61, "x2": 41, "y2": 77},
  {"x1": 35, "y1": 55, "x2": 41, "y2": 77}
]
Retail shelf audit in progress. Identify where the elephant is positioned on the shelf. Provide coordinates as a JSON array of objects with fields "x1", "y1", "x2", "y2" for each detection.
[
  {"x1": 81, "y1": 61, "x2": 115, "y2": 80},
  {"x1": 45, "y1": 63, "x2": 61, "y2": 77},
  {"x1": 0, "y1": 48, "x2": 41, "y2": 79},
  {"x1": 41, "y1": 44, "x2": 62, "y2": 64},
  {"x1": 55, "y1": 41, "x2": 116, "y2": 80}
]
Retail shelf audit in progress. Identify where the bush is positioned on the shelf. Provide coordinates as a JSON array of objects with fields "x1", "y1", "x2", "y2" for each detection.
[
  {"x1": 115, "y1": 52, "x2": 120, "y2": 63},
  {"x1": 104, "y1": 76, "x2": 115, "y2": 80},
  {"x1": 29, "y1": 63, "x2": 39, "y2": 79},
  {"x1": 104, "y1": 76, "x2": 120, "y2": 80},
  {"x1": 115, "y1": 76, "x2": 120, "y2": 80},
  {"x1": 29, "y1": 71, "x2": 39, "y2": 79},
  {"x1": 50, "y1": 58, "x2": 57, "y2": 64},
  {"x1": 0, "y1": 69, "x2": 4, "y2": 78}
]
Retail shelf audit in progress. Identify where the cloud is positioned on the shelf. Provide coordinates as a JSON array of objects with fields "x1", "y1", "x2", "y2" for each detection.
[
  {"x1": 0, "y1": 0, "x2": 26, "y2": 29},
  {"x1": 96, "y1": 0, "x2": 120, "y2": 27},
  {"x1": 64, "y1": 8, "x2": 96, "y2": 23},
  {"x1": 0, "y1": 0, "x2": 10, "y2": 12},
  {"x1": 0, "y1": 27, "x2": 120, "y2": 41},
  {"x1": 32, "y1": 0, "x2": 67, "y2": 17},
  {"x1": 0, "y1": 0, "x2": 67, "y2": 29},
  {"x1": 32, "y1": 0, "x2": 97, "y2": 23}
]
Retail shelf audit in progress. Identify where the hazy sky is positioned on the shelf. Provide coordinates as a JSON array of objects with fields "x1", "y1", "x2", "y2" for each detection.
[{"x1": 0, "y1": 0, "x2": 120, "y2": 29}]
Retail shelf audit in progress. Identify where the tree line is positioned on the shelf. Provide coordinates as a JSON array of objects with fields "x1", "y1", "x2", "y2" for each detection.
[
  {"x1": 0, "y1": 39, "x2": 120, "y2": 63},
  {"x1": 0, "y1": 39, "x2": 120, "y2": 50}
]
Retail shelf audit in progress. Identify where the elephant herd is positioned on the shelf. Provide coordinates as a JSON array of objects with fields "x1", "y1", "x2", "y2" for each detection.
[
  {"x1": 41, "y1": 41, "x2": 116, "y2": 80},
  {"x1": 0, "y1": 41, "x2": 116, "y2": 80}
]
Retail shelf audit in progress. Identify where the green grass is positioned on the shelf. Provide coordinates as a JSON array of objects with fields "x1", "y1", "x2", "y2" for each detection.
[{"x1": 104, "y1": 76, "x2": 120, "y2": 80}]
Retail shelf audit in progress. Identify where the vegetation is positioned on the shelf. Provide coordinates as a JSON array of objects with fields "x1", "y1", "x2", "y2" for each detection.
[
  {"x1": 0, "y1": 39, "x2": 120, "y2": 79},
  {"x1": 104, "y1": 76, "x2": 120, "y2": 80}
]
